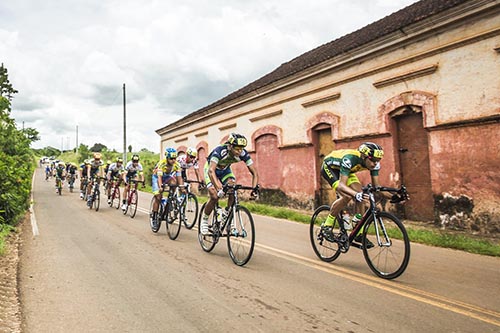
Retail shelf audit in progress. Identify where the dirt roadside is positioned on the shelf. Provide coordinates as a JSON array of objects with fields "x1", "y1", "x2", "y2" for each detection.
[{"x1": 0, "y1": 223, "x2": 22, "y2": 333}]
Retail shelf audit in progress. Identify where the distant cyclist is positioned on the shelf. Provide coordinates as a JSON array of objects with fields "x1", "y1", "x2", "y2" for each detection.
[
  {"x1": 122, "y1": 154, "x2": 144, "y2": 211},
  {"x1": 54, "y1": 161, "x2": 66, "y2": 193},
  {"x1": 106, "y1": 157, "x2": 124, "y2": 205},
  {"x1": 150, "y1": 148, "x2": 185, "y2": 226},
  {"x1": 86, "y1": 153, "x2": 104, "y2": 206},
  {"x1": 177, "y1": 147, "x2": 204, "y2": 190}
]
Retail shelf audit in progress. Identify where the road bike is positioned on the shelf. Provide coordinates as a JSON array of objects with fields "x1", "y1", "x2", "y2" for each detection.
[
  {"x1": 149, "y1": 184, "x2": 189, "y2": 240},
  {"x1": 107, "y1": 178, "x2": 121, "y2": 209},
  {"x1": 87, "y1": 176, "x2": 105, "y2": 212},
  {"x1": 310, "y1": 184, "x2": 410, "y2": 279},
  {"x1": 122, "y1": 179, "x2": 144, "y2": 218},
  {"x1": 80, "y1": 177, "x2": 89, "y2": 201},
  {"x1": 197, "y1": 184, "x2": 256, "y2": 266}
]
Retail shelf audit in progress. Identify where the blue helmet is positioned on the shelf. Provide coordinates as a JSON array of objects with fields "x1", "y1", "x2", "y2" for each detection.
[{"x1": 165, "y1": 147, "x2": 177, "y2": 159}]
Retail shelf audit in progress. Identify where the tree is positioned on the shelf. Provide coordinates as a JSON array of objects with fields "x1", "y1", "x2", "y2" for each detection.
[
  {"x1": 128, "y1": 145, "x2": 132, "y2": 153},
  {"x1": 0, "y1": 64, "x2": 37, "y2": 226},
  {"x1": 0, "y1": 63, "x2": 18, "y2": 101},
  {"x1": 90, "y1": 143, "x2": 107, "y2": 152}
]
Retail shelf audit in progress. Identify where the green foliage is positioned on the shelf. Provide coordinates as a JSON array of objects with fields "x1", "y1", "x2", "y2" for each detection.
[
  {"x1": 90, "y1": 143, "x2": 107, "y2": 152},
  {"x1": 0, "y1": 64, "x2": 37, "y2": 229}
]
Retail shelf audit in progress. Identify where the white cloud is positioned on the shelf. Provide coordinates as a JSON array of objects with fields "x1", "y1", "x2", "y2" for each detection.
[{"x1": 1, "y1": 0, "x2": 417, "y2": 152}]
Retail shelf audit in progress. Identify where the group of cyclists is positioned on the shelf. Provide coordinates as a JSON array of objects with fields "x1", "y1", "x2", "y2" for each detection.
[{"x1": 43, "y1": 132, "x2": 403, "y2": 249}]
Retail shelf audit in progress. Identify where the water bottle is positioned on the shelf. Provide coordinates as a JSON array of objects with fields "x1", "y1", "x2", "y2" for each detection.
[
  {"x1": 161, "y1": 198, "x2": 167, "y2": 206},
  {"x1": 342, "y1": 211, "x2": 352, "y2": 230},
  {"x1": 216, "y1": 207, "x2": 223, "y2": 222},
  {"x1": 351, "y1": 213, "x2": 362, "y2": 227}
]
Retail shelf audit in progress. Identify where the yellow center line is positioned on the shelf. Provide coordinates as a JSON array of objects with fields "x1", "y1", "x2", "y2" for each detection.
[{"x1": 255, "y1": 242, "x2": 500, "y2": 327}]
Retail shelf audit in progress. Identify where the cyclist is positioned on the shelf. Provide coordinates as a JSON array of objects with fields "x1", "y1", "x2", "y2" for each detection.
[
  {"x1": 122, "y1": 154, "x2": 144, "y2": 211},
  {"x1": 54, "y1": 161, "x2": 66, "y2": 193},
  {"x1": 177, "y1": 147, "x2": 204, "y2": 190},
  {"x1": 86, "y1": 153, "x2": 104, "y2": 206},
  {"x1": 320, "y1": 142, "x2": 396, "y2": 245},
  {"x1": 67, "y1": 163, "x2": 78, "y2": 189},
  {"x1": 106, "y1": 157, "x2": 124, "y2": 205},
  {"x1": 79, "y1": 160, "x2": 90, "y2": 198},
  {"x1": 200, "y1": 133, "x2": 259, "y2": 236},
  {"x1": 45, "y1": 164, "x2": 51, "y2": 181},
  {"x1": 150, "y1": 148, "x2": 185, "y2": 225}
]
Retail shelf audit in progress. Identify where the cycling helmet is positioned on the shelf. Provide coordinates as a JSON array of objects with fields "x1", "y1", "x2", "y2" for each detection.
[
  {"x1": 186, "y1": 147, "x2": 197, "y2": 158},
  {"x1": 358, "y1": 142, "x2": 384, "y2": 159},
  {"x1": 132, "y1": 154, "x2": 140, "y2": 162},
  {"x1": 93, "y1": 152, "x2": 102, "y2": 159},
  {"x1": 106, "y1": 160, "x2": 111, "y2": 164},
  {"x1": 165, "y1": 147, "x2": 177, "y2": 159},
  {"x1": 116, "y1": 157, "x2": 123, "y2": 163},
  {"x1": 58, "y1": 161, "x2": 65, "y2": 167},
  {"x1": 228, "y1": 133, "x2": 247, "y2": 148}
]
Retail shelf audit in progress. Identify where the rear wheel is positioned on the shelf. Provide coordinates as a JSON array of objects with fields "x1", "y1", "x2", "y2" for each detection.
[
  {"x1": 128, "y1": 190, "x2": 138, "y2": 218},
  {"x1": 363, "y1": 212, "x2": 411, "y2": 279},
  {"x1": 183, "y1": 193, "x2": 198, "y2": 229},
  {"x1": 309, "y1": 205, "x2": 342, "y2": 262},
  {"x1": 197, "y1": 203, "x2": 217, "y2": 252},
  {"x1": 227, "y1": 206, "x2": 255, "y2": 266}
]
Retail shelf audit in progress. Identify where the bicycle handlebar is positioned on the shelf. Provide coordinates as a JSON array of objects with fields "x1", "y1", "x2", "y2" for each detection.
[{"x1": 362, "y1": 184, "x2": 409, "y2": 202}]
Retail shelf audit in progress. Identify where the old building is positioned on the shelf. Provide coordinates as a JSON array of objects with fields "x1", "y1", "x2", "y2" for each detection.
[{"x1": 157, "y1": 0, "x2": 500, "y2": 232}]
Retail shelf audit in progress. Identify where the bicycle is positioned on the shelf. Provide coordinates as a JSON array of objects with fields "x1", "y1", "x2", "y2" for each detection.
[
  {"x1": 197, "y1": 184, "x2": 256, "y2": 266},
  {"x1": 310, "y1": 184, "x2": 410, "y2": 279},
  {"x1": 80, "y1": 177, "x2": 89, "y2": 201},
  {"x1": 122, "y1": 179, "x2": 144, "y2": 218},
  {"x1": 87, "y1": 176, "x2": 104, "y2": 212},
  {"x1": 107, "y1": 178, "x2": 121, "y2": 209},
  {"x1": 149, "y1": 184, "x2": 187, "y2": 240}
]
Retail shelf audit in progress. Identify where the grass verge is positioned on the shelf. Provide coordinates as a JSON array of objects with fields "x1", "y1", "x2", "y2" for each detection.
[{"x1": 0, "y1": 224, "x2": 15, "y2": 256}]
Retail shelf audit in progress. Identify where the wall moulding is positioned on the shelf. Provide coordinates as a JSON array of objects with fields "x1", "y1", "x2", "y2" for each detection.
[
  {"x1": 249, "y1": 110, "x2": 283, "y2": 122},
  {"x1": 301, "y1": 92, "x2": 341, "y2": 108},
  {"x1": 373, "y1": 64, "x2": 438, "y2": 88}
]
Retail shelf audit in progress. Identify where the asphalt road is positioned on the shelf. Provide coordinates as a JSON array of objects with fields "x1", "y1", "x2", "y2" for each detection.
[{"x1": 19, "y1": 167, "x2": 500, "y2": 332}]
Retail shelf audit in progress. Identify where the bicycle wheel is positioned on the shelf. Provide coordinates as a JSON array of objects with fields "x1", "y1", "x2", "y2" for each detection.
[
  {"x1": 128, "y1": 190, "x2": 138, "y2": 218},
  {"x1": 183, "y1": 193, "x2": 198, "y2": 229},
  {"x1": 57, "y1": 180, "x2": 62, "y2": 195},
  {"x1": 197, "y1": 203, "x2": 217, "y2": 252},
  {"x1": 227, "y1": 206, "x2": 255, "y2": 266},
  {"x1": 362, "y1": 212, "x2": 411, "y2": 279},
  {"x1": 113, "y1": 187, "x2": 121, "y2": 209},
  {"x1": 309, "y1": 205, "x2": 342, "y2": 262},
  {"x1": 93, "y1": 190, "x2": 100, "y2": 211},
  {"x1": 149, "y1": 197, "x2": 161, "y2": 233},
  {"x1": 166, "y1": 199, "x2": 181, "y2": 240},
  {"x1": 123, "y1": 192, "x2": 129, "y2": 215}
]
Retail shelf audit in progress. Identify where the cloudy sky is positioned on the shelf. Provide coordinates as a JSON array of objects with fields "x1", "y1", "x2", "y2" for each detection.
[{"x1": 1, "y1": 0, "x2": 416, "y2": 153}]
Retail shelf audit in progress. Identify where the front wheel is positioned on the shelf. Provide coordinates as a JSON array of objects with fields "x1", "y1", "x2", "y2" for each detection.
[
  {"x1": 112, "y1": 187, "x2": 121, "y2": 209},
  {"x1": 93, "y1": 190, "x2": 100, "y2": 211},
  {"x1": 362, "y1": 212, "x2": 411, "y2": 279},
  {"x1": 197, "y1": 203, "x2": 217, "y2": 252},
  {"x1": 166, "y1": 199, "x2": 181, "y2": 240},
  {"x1": 128, "y1": 190, "x2": 138, "y2": 218},
  {"x1": 309, "y1": 205, "x2": 342, "y2": 262},
  {"x1": 183, "y1": 193, "x2": 198, "y2": 229},
  {"x1": 227, "y1": 206, "x2": 255, "y2": 266},
  {"x1": 149, "y1": 196, "x2": 161, "y2": 233}
]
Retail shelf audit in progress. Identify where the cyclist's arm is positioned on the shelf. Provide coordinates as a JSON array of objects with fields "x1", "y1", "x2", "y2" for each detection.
[
  {"x1": 336, "y1": 174, "x2": 358, "y2": 198},
  {"x1": 247, "y1": 164, "x2": 259, "y2": 188},
  {"x1": 371, "y1": 175, "x2": 393, "y2": 199},
  {"x1": 208, "y1": 161, "x2": 223, "y2": 192}
]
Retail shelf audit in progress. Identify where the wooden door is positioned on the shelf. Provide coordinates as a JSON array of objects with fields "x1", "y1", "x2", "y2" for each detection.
[
  {"x1": 395, "y1": 112, "x2": 434, "y2": 220},
  {"x1": 315, "y1": 126, "x2": 336, "y2": 206}
]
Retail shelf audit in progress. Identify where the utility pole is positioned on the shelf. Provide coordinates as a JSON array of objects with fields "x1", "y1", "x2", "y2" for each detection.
[
  {"x1": 123, "y1": 83, "x2": 127, "y2": 163},
  {"x1": 76, "y1": 125, "x2": 79, "y2": 152}
]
